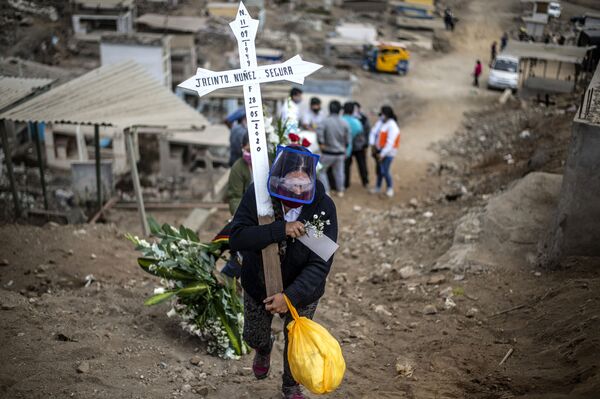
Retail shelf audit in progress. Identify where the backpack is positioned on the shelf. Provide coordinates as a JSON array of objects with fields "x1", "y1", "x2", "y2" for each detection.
[{"x1": 353, "y1": 130, "x2": 367, "y2": 150}]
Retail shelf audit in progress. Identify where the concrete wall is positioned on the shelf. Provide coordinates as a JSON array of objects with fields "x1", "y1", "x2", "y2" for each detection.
[
  {"x1": 100, "y1": 42, "x2": 170, "y2": 87},
  {"x1": 539, "y1": 77, "x2": 600, "y2": 266},
  {"x1": 72, "y1": 11, "x2": 133, "y2": 35},
  {"x1": 44, "y1": 123, "x2": 129, "y2": 175}
]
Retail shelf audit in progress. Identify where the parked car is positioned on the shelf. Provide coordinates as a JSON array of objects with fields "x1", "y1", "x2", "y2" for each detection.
[
  {"x1": 487, "y1": 55, "x2": 519, "y2": 91},
  {"x1": 548, "y1": 2, "x2": 562, "y2": 18}
]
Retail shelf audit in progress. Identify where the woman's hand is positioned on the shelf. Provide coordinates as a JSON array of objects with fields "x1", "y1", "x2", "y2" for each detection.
[
  {"x1": 264, "y1": 293, "x2": 289, "y2": 314},
  {"x1": 285, "y1": 221, "x2": 305, "y2": 238}
]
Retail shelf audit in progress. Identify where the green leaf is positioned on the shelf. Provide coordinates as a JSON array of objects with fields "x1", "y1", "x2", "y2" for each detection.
[
  {"x1": 185, "y1": 227, "x2": 200, "y2": 243},
  {"x1": 144, "y1": 291, "x2": 176, "y2": 306},
  {"x1": 137, "y1": 257, "x2": 196, "y2": 281},
  {"x1": 213, "y1": 294, "x2": 243, "y2": 355},
  {"x1": 148, "y1": 217, "x2": 162, "y2": 235},
  {"x1": 178, "y1": 282, "x2": 209, "y2": 296},
  {"x1": 138, "y1": 257, "x2": 158, "y2": 268}
]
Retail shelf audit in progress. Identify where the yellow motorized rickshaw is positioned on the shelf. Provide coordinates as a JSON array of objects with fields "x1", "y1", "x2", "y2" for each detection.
[{"x1": 363, "y1": 43, "x2": 410, "y2": 75}]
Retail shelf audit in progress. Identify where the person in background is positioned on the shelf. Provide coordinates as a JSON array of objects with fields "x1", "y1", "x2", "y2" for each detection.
[
  {"x1": 518, "y1": 26, "x2": 529, "y2": 41},
  {"x1": 227, "y1": 134, "x2": 252, "y2": 215},
  {"x1": 444, "y1": 8, "x2": 455, "y2": 31},
  {"x1": 229, "y1": 114, "x2": 247, "y2": 166},
  {"x1": 500, "y1": 32, "x2": 509, "y2": 51},
  {"x1": 490, "y1": 41, "x2": 498, "y2": 66},
  {"x1": 316, "y1": 100, "x2": 350, "y2": 197},
  {"x1": 369, "y1": 106, "x2": 400, "y2": 198},
  {"x1": 301, "y1": 97, "x2": 323, "y2": 131},
  {"x1": 230, "y1": 145, "x2": 337, "y2": 399},
  {"x1": 342, "y1": 102, "x2": 368, "y2": 189},
  {"x1": 280, "y1": 87, "x2": 303, "y2": 132},
  {"x1": 221, "y1": 134, "x2": 252, "y2": 278},
  {"x1": 473, "y1": 60, "x2": 482, "y2": 87},
  {"x1": 224, "y1": 107, "x2": 246, "y2": 129},
  {"x1": 353, "y1": 102, "x2": 371, "y2": 187}
]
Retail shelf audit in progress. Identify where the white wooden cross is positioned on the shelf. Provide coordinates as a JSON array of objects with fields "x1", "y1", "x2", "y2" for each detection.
[{"x1": 178, "y1": 2, "x2": 322, "y2": 295}]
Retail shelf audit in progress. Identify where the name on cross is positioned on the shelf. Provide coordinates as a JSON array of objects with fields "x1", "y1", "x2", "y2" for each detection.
[
  {"x1": 195, "y1": 74, "x2": 231, "y2": 87},
  {"x1": 264, "y1": 66, "x2": 294, "y2": 78},
  {"x1": 194, "y1": 66, "x2": 296, "y2": 89}
]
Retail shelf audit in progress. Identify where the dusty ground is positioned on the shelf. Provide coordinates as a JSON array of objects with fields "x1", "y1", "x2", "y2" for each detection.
[{"x1": 2, "y1": 0, "x2": 600, "y2": 398}]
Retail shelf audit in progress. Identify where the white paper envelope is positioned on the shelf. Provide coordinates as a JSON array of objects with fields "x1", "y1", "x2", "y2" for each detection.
[{"x1": 297, "y1": 227, "x2": 339, "y2": 262}]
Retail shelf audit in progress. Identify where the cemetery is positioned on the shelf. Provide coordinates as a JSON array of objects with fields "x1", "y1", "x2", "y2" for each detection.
[{"x1": 1, "y1": 0, "x2": 600, "y2": 398}]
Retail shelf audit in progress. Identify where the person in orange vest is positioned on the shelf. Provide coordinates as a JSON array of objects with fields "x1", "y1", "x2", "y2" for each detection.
[{"x1": 369, "y1": 105, "x2": 400, "y2": 198}]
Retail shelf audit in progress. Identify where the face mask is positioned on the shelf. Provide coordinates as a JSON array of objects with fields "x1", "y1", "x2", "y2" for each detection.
[
  {"x1": 242, "y1": 150, "x2": 251, "y2": 165},
  {"x1": 281, "y1": 199, "x2": 303, "y2": 209}
]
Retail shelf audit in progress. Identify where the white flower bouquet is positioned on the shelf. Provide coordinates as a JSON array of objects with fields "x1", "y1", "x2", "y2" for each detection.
[
  {"x1": 126, "y1": 218, "x2": 249, "y2": 359},
  {"x1": 304, "y1": 211, "x2": 331, "y2": 238}
]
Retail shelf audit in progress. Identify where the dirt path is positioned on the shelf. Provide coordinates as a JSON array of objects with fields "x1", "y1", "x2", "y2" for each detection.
[
  {"x1": 337, "y1": 0, "x2": 514, "y2": 211},
  {"x1": 3, "y1": 1, "x2": 600, "y2": 399}
]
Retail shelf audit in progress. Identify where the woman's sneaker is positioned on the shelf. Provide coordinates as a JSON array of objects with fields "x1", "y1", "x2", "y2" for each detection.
[
  {"x1": 369, "y1": 186, "x2": 381, "y2": 194},
  {"x1": 386, "y1": 188, "x2": 394, "y2": 197},
  {"x1": 253, "y1": 335, "x2": 275, "y2": 380},
  {"x1": 252, "y1": 349, "x2": 271, "y2": 379},
  {"x1": 282, "y1": 384, "x2": 305, "y2": 399}
]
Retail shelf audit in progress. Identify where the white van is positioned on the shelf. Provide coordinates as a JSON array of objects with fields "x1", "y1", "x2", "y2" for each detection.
[
  {"x1": 548, "y1": 2, "x2": 562, "y2": 18},
  {"x1": 487, "y1": 55, "x2": 520, "y2": 91}
]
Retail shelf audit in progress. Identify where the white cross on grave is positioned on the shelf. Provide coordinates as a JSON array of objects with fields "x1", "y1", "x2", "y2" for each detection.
[{"x1": 178, "y1": 2, "x2": 323, "y2": 296}]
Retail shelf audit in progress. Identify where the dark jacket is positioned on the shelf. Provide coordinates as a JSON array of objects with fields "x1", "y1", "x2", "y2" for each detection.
[{"x1": 229, "y1": 180, "x2": 337, "y2": 308}]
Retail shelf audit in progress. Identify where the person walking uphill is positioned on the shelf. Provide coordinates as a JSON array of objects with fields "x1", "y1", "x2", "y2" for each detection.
[
  {"x1": 473, "y1": 60, "x2": 483, "y2": 87},
  {"x1": 229, "y1": 145, "x2": 338, "y2": 399},
  {"x1": 369, "y1": 106, "x2": 400, "y2": 198},
  {"x1": 316, "y1": 100, "x2": 350, "y2": 197}
]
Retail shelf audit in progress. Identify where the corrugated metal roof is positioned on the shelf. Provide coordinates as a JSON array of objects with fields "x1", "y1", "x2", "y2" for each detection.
[
  {"x1": 0, "y1": 76, "x2": 53, "y2": 113},
  {"x1": 504, "y1": 41, "x2": 595, "y2": 64},
  {"x1": 0, "y1": 57, "x2": 81, "y2": 84},
  {"x1": 136, "y1": 13, "x2": 208, "y2": 33},
  {"x1": 1, "y1": 61, "x2": 209, "y2": 130}
]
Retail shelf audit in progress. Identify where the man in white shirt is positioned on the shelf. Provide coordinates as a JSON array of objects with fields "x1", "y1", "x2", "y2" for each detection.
[{"x1": 301, "y1": 97, "x2": 323, "y2": 132}]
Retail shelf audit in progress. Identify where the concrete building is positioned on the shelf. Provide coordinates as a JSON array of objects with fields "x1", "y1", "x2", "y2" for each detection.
[
  {"x1": 136, "y1": 14, "x2": 208, "y2": 90},
  {"x1": 539, "y1": 62, "x2": 600, "y2": 267},
  {"x1": 391, "y1": 1, "x2": 435, "y2": 19},
  {"x1": 504, "y1": 41, "x2": 594, "y2": 95},
  {"x1": 207, "y1": 1, "x2": 265, "y2": 29},
  {"x1": 582, "y1": 12, "x2": 600, "y2": 28},
  {"x1": 1, "y1": 61, "x2": 215, "y2": 176},
  {"x1": 522, "y1": 14, "x2": 548, "y2": 41},
  {"x1": 521, "y1": 0, "x2": 552, "y2": 18},
  {"x1": 71, "y1": 0, "x2": 135, "y2": 40},
  {"x1": 100, "y1": 33, "x2": 172, "y2": 88}
]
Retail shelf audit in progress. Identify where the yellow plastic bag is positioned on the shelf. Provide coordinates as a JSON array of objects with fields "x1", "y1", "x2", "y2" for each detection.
[{"x1": 284, "y1": 295, "x2": 346, "y2": 394}]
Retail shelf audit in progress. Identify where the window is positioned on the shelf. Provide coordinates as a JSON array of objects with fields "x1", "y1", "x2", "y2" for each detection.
[{"x1": 493, "y1": 59, "x2": 518, "y2": 73}]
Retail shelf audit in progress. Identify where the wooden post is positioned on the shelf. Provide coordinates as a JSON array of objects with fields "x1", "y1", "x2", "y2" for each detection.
[
  {"x1": 0, "y1": 120, "x2": 21, "y2": 217},
  {"x1": 205, "y1": 150, "x2": 216, "y2": 200},
  {"x1": 259, "y1": 216, "x2": 284, "y2": 295},
  {"x1": 125, "y1": 128, "x2": 149, "y2": 236},
  {"x1": 31, "y1": 122, "x2": 49, "y2": 210},
  {"x1": 94, "y1": 124, "x2": 102, "y2": 212}
]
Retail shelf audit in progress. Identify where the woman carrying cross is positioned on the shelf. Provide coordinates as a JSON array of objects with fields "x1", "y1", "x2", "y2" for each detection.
[{"x1": 229, "y1": 143, "x2": 338, "y2": 399}]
